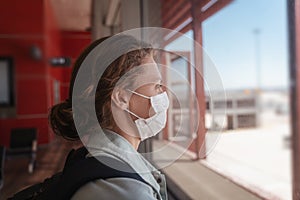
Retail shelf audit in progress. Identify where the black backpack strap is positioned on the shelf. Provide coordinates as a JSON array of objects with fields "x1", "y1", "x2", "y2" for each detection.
[
  {"x1": 57, "y1": 149, "x2": 149, "y2": 200},
  {"x1": 8, "y1": 147, "x2": 151, "y2": 200}
]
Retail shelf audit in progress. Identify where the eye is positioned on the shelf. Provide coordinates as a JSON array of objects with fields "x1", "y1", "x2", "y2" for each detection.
[{"x1": 156, "y1": 84, "x2": 163, "y2": 89}]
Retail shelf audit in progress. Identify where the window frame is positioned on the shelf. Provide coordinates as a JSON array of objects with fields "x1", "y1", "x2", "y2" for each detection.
[{"x1": 0, "y1": 57, "x2": 15, "y2": 107}]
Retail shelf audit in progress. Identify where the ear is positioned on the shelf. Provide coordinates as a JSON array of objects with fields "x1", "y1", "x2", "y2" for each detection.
[{"x1": 111, "y1": 88, "x2": 129, "y2": 110}]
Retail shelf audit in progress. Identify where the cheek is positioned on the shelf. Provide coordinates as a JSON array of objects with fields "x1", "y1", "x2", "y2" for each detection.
[{"x1": 129, "y1": 96, "x2": 152, "y2": 118}]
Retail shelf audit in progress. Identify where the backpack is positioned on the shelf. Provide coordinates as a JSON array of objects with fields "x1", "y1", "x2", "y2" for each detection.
[{"x1": 8, "y1": 147, "x2": 148, "y2": 200}]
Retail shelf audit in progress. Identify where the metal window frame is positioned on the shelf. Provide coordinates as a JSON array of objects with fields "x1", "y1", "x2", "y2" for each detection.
[{"x1": 288, "y1": 0, "x2": 300, "y2": 199}]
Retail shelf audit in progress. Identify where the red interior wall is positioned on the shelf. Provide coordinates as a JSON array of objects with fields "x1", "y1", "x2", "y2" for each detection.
[
  {"x1": 44, "y1": 0, "x2": 63, "y2": 142},
  {"x1": 60, "y1": 31, "x2": 91, "y2": 100},
  {"x1": 0, "y1": 0, "x2": 47, "y2": 116},
  {"x1": 0, "y1": 0, "x2": 49, "y2": 146},
  {"x1": 0, "y1": 0, "x2": 90, "y2": 146}
]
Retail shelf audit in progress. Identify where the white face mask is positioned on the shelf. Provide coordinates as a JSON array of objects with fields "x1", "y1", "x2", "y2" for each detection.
[{"x1": 125, "y1": 90, "x2": 169, "y2": 141}]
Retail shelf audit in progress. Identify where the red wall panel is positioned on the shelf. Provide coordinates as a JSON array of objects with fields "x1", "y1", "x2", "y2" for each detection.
[
  {"x1": 0, "y1": 0, "x2": 58, "y2": 146},
  {"x1": 60, "y1": 31, "x2": 91, "y2": 99},
  {"x1": 0, "y1": 38, "x2": 46, "y2": 75},
  {"x1": 0, "y1": 0, "x2": 91, "y2": 146},
  {"x1": 0, "y1": 0, "x2": 44, "y2": 35},
  {"x1": 17, "y1": 78, "x2": 49, "y2": 115}
]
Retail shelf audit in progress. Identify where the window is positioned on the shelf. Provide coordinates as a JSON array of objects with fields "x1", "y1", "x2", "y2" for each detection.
[{"x1": 0, "y1": 57, "x2": 14, "y2": 106}]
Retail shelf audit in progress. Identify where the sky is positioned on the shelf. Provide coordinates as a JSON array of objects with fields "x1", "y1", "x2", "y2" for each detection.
[{"x1": 166, "y1": 0, "x2": 289, "y2": 90}]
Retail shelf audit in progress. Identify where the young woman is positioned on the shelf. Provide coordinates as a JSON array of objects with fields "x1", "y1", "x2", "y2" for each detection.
[{"x1": 49, "y1": 35, "x2": 169, "y2": 200}]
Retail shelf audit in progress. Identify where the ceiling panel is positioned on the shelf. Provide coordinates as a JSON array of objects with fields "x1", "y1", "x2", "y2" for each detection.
[{"x1": 50, "y1": 0, "x2": 92, "y2": 31}]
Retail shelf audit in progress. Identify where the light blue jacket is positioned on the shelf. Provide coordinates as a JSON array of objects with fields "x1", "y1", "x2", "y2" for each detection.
[{"x1": 71, "y1": 129, "x2": 168, "y2": 200}]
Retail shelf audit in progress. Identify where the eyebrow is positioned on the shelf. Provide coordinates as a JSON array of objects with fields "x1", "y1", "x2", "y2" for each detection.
[{"x1": 157, "y1": 79, "x2": 162, "y2": 84}]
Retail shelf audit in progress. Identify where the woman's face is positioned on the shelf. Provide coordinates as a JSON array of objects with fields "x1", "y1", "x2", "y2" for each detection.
[{"x1": 128, "y1": 55, "x2": 164, "y2": 119}]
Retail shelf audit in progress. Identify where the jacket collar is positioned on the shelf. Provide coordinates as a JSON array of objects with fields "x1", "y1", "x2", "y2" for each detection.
[{"x1": 85, "y1": 129, "x2": 161, "y2": 196}]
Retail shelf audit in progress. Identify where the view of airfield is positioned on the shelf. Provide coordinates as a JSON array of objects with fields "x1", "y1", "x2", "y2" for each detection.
[
  {"x1": 204, "y1": 90, "x2": 291, "y2": 200},
  {"x1": 152, "y1": 0, "x2": 291, "y2": 199}
]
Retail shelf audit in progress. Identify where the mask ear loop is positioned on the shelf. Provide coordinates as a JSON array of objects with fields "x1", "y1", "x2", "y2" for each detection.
[
  {"x1": 126, "y1": 89, "x2": 150, "y2": 99},
  {"x1": 125, "y1": 108, "x2": 142, "y2": 119},
  {"x1": 125, "y1": 89, "x2": 150, "y2": 120}
]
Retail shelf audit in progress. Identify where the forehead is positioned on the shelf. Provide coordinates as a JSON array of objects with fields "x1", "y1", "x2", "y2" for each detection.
[
  {"x1": 134, "y1": 61, "x2": 162, "y2": 88},
  {"x1": 115, "y1": 56, "x2": 162, "y2": 90}
]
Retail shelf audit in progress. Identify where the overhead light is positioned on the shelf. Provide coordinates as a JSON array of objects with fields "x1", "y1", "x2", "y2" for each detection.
[{"x1": 49, "y1": 57, "x2": 71, "y2": 67}]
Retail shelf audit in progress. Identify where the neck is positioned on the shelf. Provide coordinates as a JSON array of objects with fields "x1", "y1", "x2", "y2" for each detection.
[{"x1": 110, "y1": 126, "x2": 141, "y2": 150}]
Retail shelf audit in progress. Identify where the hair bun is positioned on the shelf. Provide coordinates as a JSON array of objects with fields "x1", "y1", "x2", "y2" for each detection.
[{"x1": 49, "y1": 101, "x2": 79, "y2": 140}]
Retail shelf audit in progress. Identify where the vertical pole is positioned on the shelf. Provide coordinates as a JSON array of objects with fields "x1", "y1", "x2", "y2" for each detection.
[
  {"x1": 137, "y1": 0, "x2": 152, "y2": 159},
  {"x1": 288, "y1": 0, "x2": 300, "y2": 199},
  {"x1": 121, "y1": 0, "x2": 141, "y2": 31},
  {"x1": 253, "y1": 28, "x2": 262, "y2": 127},
  {"x1": 165, "y1": 52, "x2": 174, "y2": 140},
  {"x1": 232, "y1": 98, "x2": 238, "y2": 129},
  {"x1": 91, "y1": 0, "x2": 110, "y2": 41},
  {"x1": 161, "y1": 52, "x2": 170, "y2": 140},
  {"x1": 187, "y1": 52, "x2": 195, "y2": 151},
  {"x1": 191, "y1": 0, "x2": 206, "y2": 159},
  {"x1": 91, "y1": 0, "x2": 102, "y2": 41},
  {"x1": 253, "y1": 28, "x2": 261, "y2": 90}
]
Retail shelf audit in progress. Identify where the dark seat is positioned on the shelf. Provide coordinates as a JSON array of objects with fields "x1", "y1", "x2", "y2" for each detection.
[
  {"x1": 0, "y1": 146, "x2": 5, "y2": 190},
  {"x1": 6, "y1": 128, "x2": 37, "y2": 173}
]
